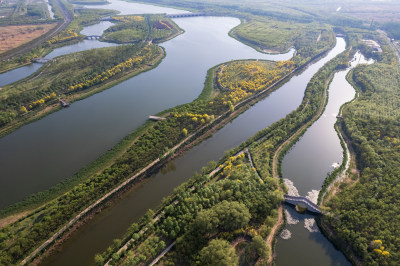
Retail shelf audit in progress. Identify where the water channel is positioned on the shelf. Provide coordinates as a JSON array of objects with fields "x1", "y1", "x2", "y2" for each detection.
[
  {"x1": 1, "y1": 0, "x2": 358, "y2": 264},
  {"x1": 0, "y1": 6, "x2": 294, "y2": 208},
  {"x1": 40, "y1": 37, "x2": 346, "y2": 265},
  {"x1": 275, "y1": 53, "x2": 374, "y2": 265}
]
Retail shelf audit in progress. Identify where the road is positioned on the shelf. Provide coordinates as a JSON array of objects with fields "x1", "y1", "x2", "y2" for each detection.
[{"x1": 378, "y1": 29, "x2": 400, "y2": 65}]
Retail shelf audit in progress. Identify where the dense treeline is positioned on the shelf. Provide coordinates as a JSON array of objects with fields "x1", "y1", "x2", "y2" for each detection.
[
  {"x1": 217, "y1": 60, "x2": 294, "y2": 109},
  {"x1": 323, "y1": 61, "x2": 400, "y2": 264},
  {"x1": 0, "y1": 44, "x2": 159, "y2": 128},
  {"x1": 381, "y1": 22, "x2": 400, "y2": 40},
  {"x1": 99, "y1": 156, "x2": 282, "y2": 265},
  {"x1": 102, "y1": 14, "x2": 180, "y2": 44}
]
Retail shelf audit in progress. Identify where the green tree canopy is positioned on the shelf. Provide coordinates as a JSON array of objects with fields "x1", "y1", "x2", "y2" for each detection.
[
  {"x1": 194, "y1": 200, "x2": 251, "y2": 235},
  {"x1": 198, "y1": 239, "x2": 238, "y2": 266}
]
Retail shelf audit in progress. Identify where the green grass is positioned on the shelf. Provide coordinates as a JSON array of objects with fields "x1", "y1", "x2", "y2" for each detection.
[{"x1": 102, "y1": 14, "x2": 181, "y2": 44}]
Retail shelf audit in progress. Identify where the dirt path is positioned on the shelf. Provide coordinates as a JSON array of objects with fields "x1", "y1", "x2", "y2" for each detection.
[{"x1": 266, "y1": 205, "x2": 283, "y2": 264}]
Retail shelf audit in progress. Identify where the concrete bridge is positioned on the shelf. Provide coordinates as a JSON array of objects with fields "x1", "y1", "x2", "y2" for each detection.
[
  {"x1": 166, "y1": 13, "x2": 207, "y2": 18},
  {"x1": 85, "y1": 35, "x2": 101, "y2": 40},
  {"x1": 284, "y1": 195, "x2": 322, "y2": 215},
  {"x1": 32, "y1": 58, "x2": 52, "y2": 64}
]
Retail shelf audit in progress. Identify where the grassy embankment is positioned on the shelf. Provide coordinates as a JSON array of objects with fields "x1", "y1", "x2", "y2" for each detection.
[
  {"x1": 99, "y1": 35, "x2": 351, "y2": 266},
  {"x1": 102, "y1": 14, "x2": 183, "y2": 44},
  {"x1": 319, "y1": 29, "x2": 400, "y2": 265}
]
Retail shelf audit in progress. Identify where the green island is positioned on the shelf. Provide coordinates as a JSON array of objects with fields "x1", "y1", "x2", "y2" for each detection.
[
  {"x1": 1, "y1": 0, "x2": 400, "y2": 265},
  {"x1": 102, "y1": 14, "x2": 182, "y2": 43}
]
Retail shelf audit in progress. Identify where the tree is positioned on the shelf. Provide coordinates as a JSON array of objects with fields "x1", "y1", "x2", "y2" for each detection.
[
  {"x1": 193, "y1": 201, "x2": 251, "y2": 235},
  {"x1": 94, "y1": 253, "x2": 104, "y2": 265},
  {"x1": 250, "y1": 235, "x2": 269, "y2": 259},
  {"x1": 198, "y1": 239, "x2": 238, "y2": 266}
]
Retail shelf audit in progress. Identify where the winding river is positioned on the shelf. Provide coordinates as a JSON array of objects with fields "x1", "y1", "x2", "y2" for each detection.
[
  {"x1": 0, "y1": 0, "x2": 361, "y2": 265},
  {"x1": 275, "y1": 53, "x2": 373, "y2": 265},
  {"x1": 0, "y1": 6, "x2": 293, "y2": 208}
]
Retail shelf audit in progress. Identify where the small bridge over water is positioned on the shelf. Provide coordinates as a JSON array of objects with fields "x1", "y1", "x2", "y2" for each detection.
[
  {"x1": 32, "y1": 58, "x2": 52, "y2": 64},
  {"x1": 166, "y1": 13, "x2": 207, "y2": 18},
  {"x1": 85, "y1": 35, "x2": 101, "y2": 40},
  {"x1": 284, "y1": 195, "x2": 322, "y2": 215}
]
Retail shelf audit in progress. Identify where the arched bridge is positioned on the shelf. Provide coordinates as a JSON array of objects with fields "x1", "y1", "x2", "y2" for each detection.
[
  {"x1": 166, "y1": 13, "x2": 207, "y2": 18},
  {"x1": 284, "y1": 195, "x2": 322, "y2": 215},
  {"x1": 85, "y1": 35, "x2": 101, "y2": 40}
]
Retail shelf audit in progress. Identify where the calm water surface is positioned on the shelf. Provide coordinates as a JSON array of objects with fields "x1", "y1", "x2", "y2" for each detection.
[
  {"x1": 0, "y1": 4, "x2": 292, "y2": 209},
  {"x1": 1, "y1": 0, "x2": 356, "y2": 264},
  {"x1": 41, "y1": 29, "x2": 345, "y2": 266}
]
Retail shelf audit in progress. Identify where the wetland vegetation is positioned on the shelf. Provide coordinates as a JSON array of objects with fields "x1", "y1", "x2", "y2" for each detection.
[
  {"x1": 321, "y1": 41, "x2": 400, "y2": 264},
  {"x1": 1, "y1": 0, "x2": 400, "y2": 265}
]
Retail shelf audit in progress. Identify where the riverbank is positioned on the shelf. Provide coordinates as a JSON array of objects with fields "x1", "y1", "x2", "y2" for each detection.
[{"x1": 316, "y1": 63, "x2": 369, "y2": 266}]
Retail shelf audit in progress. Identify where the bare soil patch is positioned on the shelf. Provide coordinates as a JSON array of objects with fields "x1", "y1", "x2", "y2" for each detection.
[{"x1": 0, "y1": 24, "x2": 56, "y2": 54}]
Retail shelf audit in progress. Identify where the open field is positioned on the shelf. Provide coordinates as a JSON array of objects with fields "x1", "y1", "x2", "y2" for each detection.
[{"x1": 0, "y1": 24, "x2": 56, "y2": 54}]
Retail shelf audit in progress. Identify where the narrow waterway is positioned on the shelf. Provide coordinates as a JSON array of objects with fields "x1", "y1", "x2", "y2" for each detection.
[
  {"x1": 275, "y1": 52, "x2": 374, "y2": 265},
  {"x1": 41, "y1": 33, "x2": 345, "y2": 266},
  {"x1": 0, "y1": 3, "x2": 293, "y2": 209}
]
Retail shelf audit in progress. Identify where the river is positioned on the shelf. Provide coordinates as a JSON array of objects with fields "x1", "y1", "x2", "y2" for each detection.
[
  {"x1": 275, "y1": 53, "x2": 374, "y2": 265},
  {"x1": 36, "y1": 2, "x2": 347, "y2": 265},
  {"x1": 0, "y1": 5, "x2": 294, "y2": 208},
  {"x1": 1, "y1": 0, "x2": 354, "y2": 264}
]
